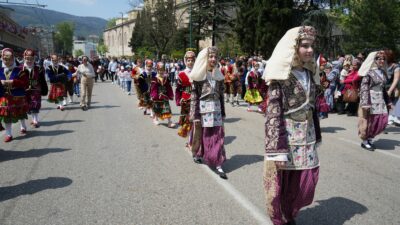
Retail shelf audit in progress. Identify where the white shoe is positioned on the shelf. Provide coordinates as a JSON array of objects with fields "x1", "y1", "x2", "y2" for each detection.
[{"x1": 62, "y1": 100, "x2": 67, "y2": 106}]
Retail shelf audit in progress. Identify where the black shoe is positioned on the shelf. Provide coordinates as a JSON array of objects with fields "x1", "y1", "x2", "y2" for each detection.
[
  {"x1": 361, "y1": 143, "x2": 375, "y2": 151},
  {"x1": 193, "y1": 157, "x2": 202, "y2": 164},
  {"x1": 368, "y1": 140, "x2": 376, "y2": 149},
  {"x1": 216, "y1": 169, "x2": 227, "y2": 179}
]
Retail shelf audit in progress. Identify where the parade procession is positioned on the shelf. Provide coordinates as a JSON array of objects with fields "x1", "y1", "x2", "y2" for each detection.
[{"x1": 1, "y1": 0, "x2": 400, "y2": 225}]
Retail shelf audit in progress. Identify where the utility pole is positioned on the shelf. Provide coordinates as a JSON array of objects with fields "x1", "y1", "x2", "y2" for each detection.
[
  {"x1": 189, "y1": 0, "x2": 192, "y2": 49},
  {"x1": 120, "y1": 12, "x2": 124, "y2": 57}
]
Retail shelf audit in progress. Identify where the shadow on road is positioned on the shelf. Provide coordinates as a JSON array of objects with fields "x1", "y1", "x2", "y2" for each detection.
[
  {"x1": 224, "y1": 136, "x2": 236, "y2": 145},
  {"x1": 13, "y1": 130, "x2": 74, "y2": 140},
  {"x1": 0, "y1": 148, "x2": 71, "y2": 163},
  {"x1": 224, "y1": 117, "x2": 241, "y2": 123},
  {"x1": 39, "y1": 120, "x2": 84, "y2": 127},
  {"x1": 224, "y1": 154, "x2": 263, "y2": 173},
  {"x1": 373, "y1": 139, "x2": 400, "y2": 150},
  {"x1": 321, "y1": 127, "x2": 346, "y2": 133},
  {"x1": 297, "y1": 197, "x2": 368, "y2": 225},
  {"x1": 0, "y1": 177, "x2": 73, "y2": 202},
  {"x1": 88, "y1": 105, "x2": 120, "y2": 109},
  {"x1": 384, "y1": 125, "x2": 400, "y2": 134}
]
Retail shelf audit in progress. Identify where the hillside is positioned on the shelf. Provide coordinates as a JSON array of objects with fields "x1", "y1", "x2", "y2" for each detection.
[{"x1": 2, "y1": 5, "x2": 107, "y2": 37}]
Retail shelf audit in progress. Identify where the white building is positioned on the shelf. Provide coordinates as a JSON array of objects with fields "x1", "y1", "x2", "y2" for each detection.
[
  {"x1": 103, "y1": 8, "x2": 141, "y2": 57},
  {"x1": 73, "y1": 40, "x2": 97, "y2": 58}
]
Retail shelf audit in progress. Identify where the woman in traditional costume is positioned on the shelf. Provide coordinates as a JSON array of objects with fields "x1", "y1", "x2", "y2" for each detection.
[
  {"x1": 22, "y1": 49, "x2": 48, "y2": 128},
  {"x1": 244, "y1": 61, "x2": 263, "y2": 112},
  {"x1": 189, "y1": 46, "x2": 227, "y2": 179},
  {"x1": 150, "y1": 62, "x2": 175, "y2": 128},
  {"x1": 131, "y1": 58, "x2": 144, "y2": 108},
  {"x1": 358, "y1": 51, "x2": 392, "y2": 150},
  {"x1": 176, "y1": 51, "x2": 196, "y2": 138},
  {"x1": 0, "y1": 48, "x2": 29, "y2": 142},
  {"x1": 262, "y1": 26, "x2": 321, "y2": 225},
  {"x1": 139, "y1": 60, "x2": 156, "y2": 117},
  {"x1": 46, "y1": 54, "x2": 71, "y2": 111}
]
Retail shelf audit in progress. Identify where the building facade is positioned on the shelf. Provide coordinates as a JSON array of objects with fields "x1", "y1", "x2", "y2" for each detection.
[
  {"x1": 0, "y1": 7, "x2": 46, "y2": 57},
  {"x1": 73, "y1": 40, "x2": 97, "y2": 58},
  {"x1": 103, "y1": 9, "x2": 141, "y2": 57}
]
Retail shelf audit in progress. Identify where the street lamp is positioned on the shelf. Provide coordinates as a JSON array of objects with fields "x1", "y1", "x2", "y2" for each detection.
[{"x1": 120, "y1": 12, "x2": 124, "y2": 57}]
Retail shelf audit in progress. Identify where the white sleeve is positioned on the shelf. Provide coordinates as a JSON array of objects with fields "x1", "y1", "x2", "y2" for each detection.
[{"x1": 265, "y1": 154, "x2": 288, "y2": 161}]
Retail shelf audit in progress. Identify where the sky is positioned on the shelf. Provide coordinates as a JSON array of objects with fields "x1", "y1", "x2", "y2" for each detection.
[{"x1": 3, "y1": 0, "x2": 144, "y2": 20}]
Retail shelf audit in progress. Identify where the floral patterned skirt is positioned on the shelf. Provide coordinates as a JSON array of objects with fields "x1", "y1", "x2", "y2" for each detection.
[
  {"x1": 178, "y1": 99, "x2": 191, "y2": 137},
  {"x1": 26, "y1": 89, "x2": 42, "y2": 113},
  {"x1": 244, "y1": 89, "x2": 263, "y2": 104},
  {"x1": 48, "y1": 83, "x2": 65, "y2": 103},
  {"x1": 153, "y1": 100, "x2": 172, "y2": 120},
  {"x1": 0, "y1": 95, "x2": 29, "y2": 123}
]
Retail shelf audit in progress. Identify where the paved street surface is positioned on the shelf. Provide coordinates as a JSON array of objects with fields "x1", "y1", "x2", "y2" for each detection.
[{"x1": 1, "y1": 81, "x2": 399, "y2": 225}]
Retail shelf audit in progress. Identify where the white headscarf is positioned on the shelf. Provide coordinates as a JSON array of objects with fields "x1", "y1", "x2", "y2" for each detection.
[
  {"x1": 358, "y1": 51, "x2": 379, "y2": 77},
  {"x1": 189, "y1": 47, "x2": 224, "y2": 82},
  {"x1": 263, "y1": 26, "x2": 318, "y2": 83}
]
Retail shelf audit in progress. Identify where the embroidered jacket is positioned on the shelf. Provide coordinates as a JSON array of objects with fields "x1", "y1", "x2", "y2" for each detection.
[
  {"x1": 175, "y1": 69, "x2": 192, "y2": 106},
  {"x1": 150, "y1": 74, "x2": 174, "y2": 101},
  {"x1": 190, "y1": 78, "x2": 225, "y2": 121},
  {"x1": 0, "y1": 67, "x2": 29, "y2": 96},
  {"x1": 265, "y1": 71, "x2": 322, "y2": 155},
  {"x1": 360, "y1": 69, "x2": 390, "y2": 109}
]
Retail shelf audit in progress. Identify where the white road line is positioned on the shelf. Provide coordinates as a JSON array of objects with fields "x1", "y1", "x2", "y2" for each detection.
[
  {"x1": 338, "y1": 137, "x2": 400, "y2": 160},
  {"x1": 186, "y1": 151, "x2": 272, "y2": 225}
]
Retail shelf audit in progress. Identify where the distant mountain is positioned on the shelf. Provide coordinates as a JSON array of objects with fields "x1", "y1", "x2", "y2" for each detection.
[{"x1": 2, "y1": 5, "x2": 107, "y2": 38}]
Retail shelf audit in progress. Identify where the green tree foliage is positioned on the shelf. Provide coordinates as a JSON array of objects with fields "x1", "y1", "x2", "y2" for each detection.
[
  {"x1": 235, "y1": 0, "x2": 294, "y2": 57},
  {"x1": 74, "y1": 49, "x2": 84, "y2": 57},
  {"x1": 129, "y1": 0, "x2": 177, "y2": 59},
  {"x1": 54, "y1": 22, "x2": 74, "y2": 55},
  {"x1": 191, "y1": 0, "x2": 234, "y2": 50},
  {"x1": 97, "y1": 38, "x2": 108, "y2": 56},
  {"x1": 339, "y1": 0, "x2": 400, "y2": 53},
  {"x1": 106, "y1": 18, "x2": 118, "y2": 29}
]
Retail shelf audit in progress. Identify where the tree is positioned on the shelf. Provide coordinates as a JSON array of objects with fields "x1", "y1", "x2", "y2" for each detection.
[
  {"x1": 147, "y1": 0, "x2": 177, "y2": 58},
  {"x1": 54, "y1": 22, "x2": 74, "y2": 55},
  {"x1": 97, "y1": 38, "x2": 108, "y2": 56},
  {"x1": 190, "y1": 0, "x2": 234, "y2": 50},
  {"x1": 339, "y1": 0, "x2": 400, "y2": 53},
  {"x1": 106, "y1": 18, "x2": 118, "y2": 29},
  {"x1": 74, "y1": 49, "x2": 84, "y2": 57},
  {"x1": 129, "y1": 9, "x2": 151, "y2": 53},
  {"x1": 129, "y1": 0, "x2": 177, "y2": 59},
  {"x1": 235, "y1": 0, "x2": 294, "y2": 57}
]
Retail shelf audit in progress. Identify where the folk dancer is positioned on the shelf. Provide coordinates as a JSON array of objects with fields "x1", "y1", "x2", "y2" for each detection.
[
  {"x1": 175, "y1": 51, "x2": 195, "y2": 138},
  {"x1": 358, "y1": 51, "x2": 392, "y2": 150},
  {"x1": 150, "y1": 62, "x2": 176, "y2": 128},
  {"x1": 244, "y1": 61, "x2": 263, "y2": 112},
  {"x1": 138, "y1": 60, "x2": 156, "y2": 117},
  {"x1": 262, "y1": 26, "x2": 321, "y2": 225},
  {"x1": 46, "y1": 54, "x2": 71, "y2": 111},
  {"x1": 22, "y1": 49, "x2": 48, "y2": 128},
  {"x1": 131, "y1": 58, "x2": 144, "y2": 108},
  {"x1": 0, "y1": 48, "x2": 29, "y2": 142},
  {"x1": 189, "y1": 46, "x2": 227, "y2": 179}
]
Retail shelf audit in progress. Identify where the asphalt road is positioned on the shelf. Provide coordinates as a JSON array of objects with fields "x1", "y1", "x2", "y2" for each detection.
[{"x1": 1, "y1": 81, "x2": 399, "y2": 225}]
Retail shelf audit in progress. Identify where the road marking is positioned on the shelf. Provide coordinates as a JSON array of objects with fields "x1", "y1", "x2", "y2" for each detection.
[
  {"x1": 338, "y1": 137, "x2": 400, "y2": 160},
  {"x1": 186, "y1": 151, "x2": 272, "y2": 225}
]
